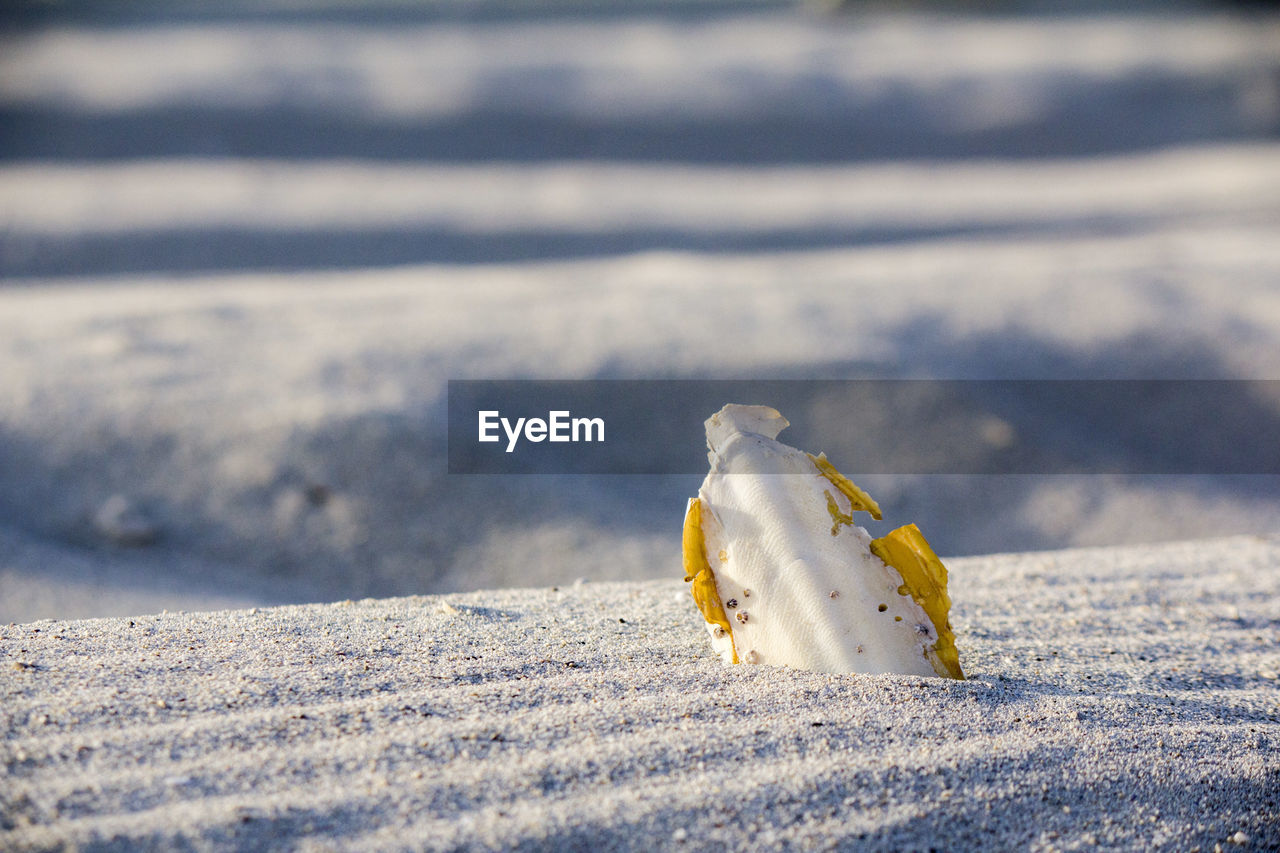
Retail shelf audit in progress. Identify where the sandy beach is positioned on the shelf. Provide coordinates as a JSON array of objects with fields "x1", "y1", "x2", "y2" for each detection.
[
  {"x1": 3, "y1": 0, "x2": 1280, "y2": 846},
  {"x1": 3, "y1": 1, "x2": 1280, "y2": 623},
  {"x1": 3, "y1": 535, "x2": 1279, "y2": 850}
]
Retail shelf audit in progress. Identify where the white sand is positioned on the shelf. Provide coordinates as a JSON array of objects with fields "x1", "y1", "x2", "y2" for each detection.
[
  {"x1": 3, "y1": 535, "x2": 1278, "y2": 850},
  {"x1": 3, "y1": 5, "x2": 1278, "y2": 845},
  {"x1": 3, "y1": 3, "x2": 1280, "y2": 623},
  {"x1": 3, "y1": 169, "x2": 1280, "y2": 622}
]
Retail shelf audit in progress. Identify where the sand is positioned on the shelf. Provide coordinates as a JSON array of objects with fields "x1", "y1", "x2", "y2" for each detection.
[
  {"x1": 3, "y1": 534, "x2": 1278, "y2": 851},
  {"x1": 3, "y1": 164, "x2": 1280, "y2": 623},
  {"x1": 3, "y1": 2, "x2": 1280, "y2": 623},
  {"x1": 3, "y1": 4, "x2": 1280, "y2": 844}
]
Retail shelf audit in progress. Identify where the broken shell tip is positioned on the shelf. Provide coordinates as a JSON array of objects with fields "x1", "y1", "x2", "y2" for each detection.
[{"x1": 705, "y1": 404, "x2": 789, "y2": 450}]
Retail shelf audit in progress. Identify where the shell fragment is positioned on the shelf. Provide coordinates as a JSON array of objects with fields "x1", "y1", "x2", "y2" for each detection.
[{"x1": 683, "y1": 404, "x2": 964, "y2": 679}]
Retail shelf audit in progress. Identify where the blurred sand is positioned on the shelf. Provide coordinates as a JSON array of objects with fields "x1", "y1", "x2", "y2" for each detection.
[{"x1": 2, "y1": 2, "x2": 1280, "y2": 622}]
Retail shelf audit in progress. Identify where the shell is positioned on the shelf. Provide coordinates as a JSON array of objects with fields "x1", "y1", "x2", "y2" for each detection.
[{"x1": 683, "y1": 404, "x2": 964, "y2": 679}]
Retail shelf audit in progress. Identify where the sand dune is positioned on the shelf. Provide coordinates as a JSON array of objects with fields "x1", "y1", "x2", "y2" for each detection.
[
  {"x1": 1, "y1": 3, "x2": 1279, "y2": 643},
  {"x1": 4, "y1": 216, "x2": 1280, "y2": 622}
]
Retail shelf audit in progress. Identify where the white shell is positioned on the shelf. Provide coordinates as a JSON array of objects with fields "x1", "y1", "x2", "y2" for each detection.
[{"x1": 692, "y1": 404, "x2": 946, "y2": 677}]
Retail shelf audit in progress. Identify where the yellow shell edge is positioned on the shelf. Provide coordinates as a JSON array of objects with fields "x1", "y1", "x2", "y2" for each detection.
[
  {"x1": 682, "y1": 498, "x2": 739, "y2": 664},
  {"x1": 870, "y1": 524, "x2": 965, "y2": 680},
  {"x1": 823, "y1": 489, "x2": 855, "y2": 536},
  {"x1": 808, "y1": 452, "x2": 883, "y2": 521}
]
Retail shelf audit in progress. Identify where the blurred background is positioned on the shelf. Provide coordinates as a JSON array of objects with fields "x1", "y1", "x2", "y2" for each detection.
[{"x1": 1, "y1": 0, "x2": 1278, "y2": 622}]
